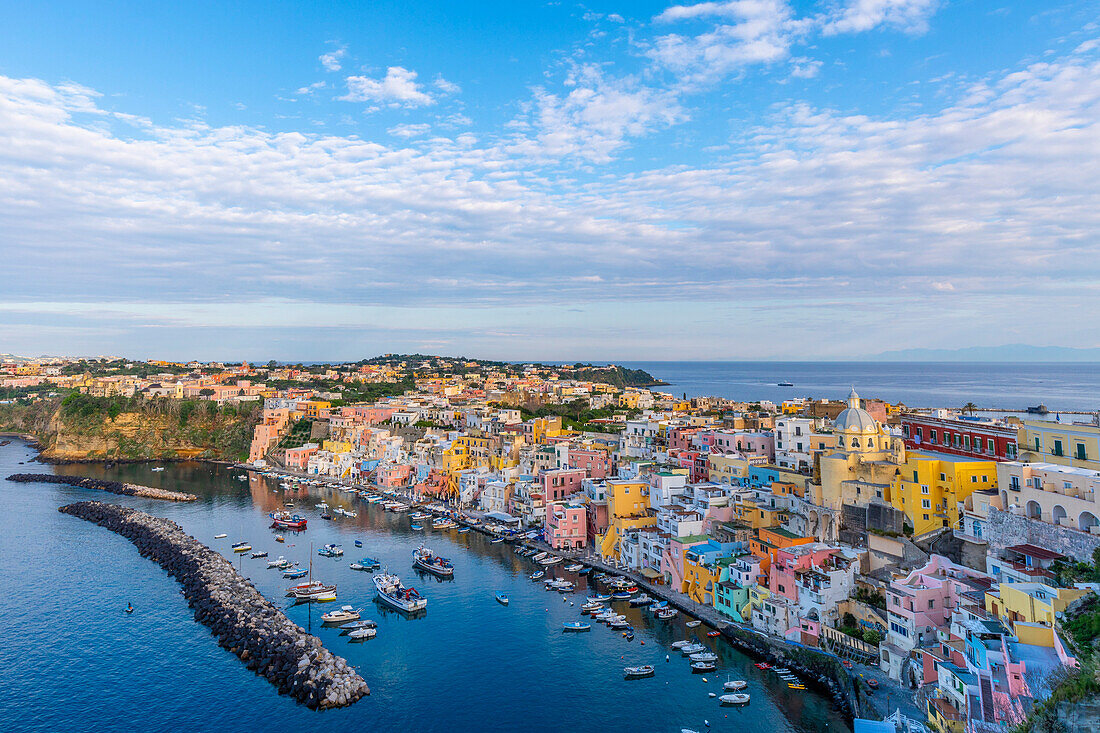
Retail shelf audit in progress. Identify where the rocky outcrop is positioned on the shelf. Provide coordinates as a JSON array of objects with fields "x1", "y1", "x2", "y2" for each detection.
[
  {"x1": 57, "y1": 501, "x2": 369, "y2": 709},
  {"x1": 8, "y1": 473, "x2": 197, "y2": 502}
]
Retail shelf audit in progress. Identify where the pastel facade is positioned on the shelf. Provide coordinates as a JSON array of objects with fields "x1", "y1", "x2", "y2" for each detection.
[{"x1": 546, "y1": 503, "x2": 587, "y2": 550}]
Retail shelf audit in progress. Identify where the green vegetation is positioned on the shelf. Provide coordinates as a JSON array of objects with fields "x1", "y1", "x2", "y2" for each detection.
[
  {"x1": 265, "y1": 378, "x2": 412, "y2": 405},
  {"x1": 855, "y1": 587, "x2": 887, "y2": 610},
  {"x1": 501, "y1": 399, "x2": 640, "y2": 434},
  {"x1": 839, "y1": 614, "x2": 884, "y2": 646}
]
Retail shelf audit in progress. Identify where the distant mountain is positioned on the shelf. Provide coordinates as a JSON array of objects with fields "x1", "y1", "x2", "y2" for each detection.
[{"x1": 871, "y1": 344, "x2": 1100, "y2": 362}]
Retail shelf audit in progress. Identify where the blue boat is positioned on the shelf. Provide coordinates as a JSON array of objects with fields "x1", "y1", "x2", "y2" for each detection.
[
  {"x1": 578, "y1": 567, "x2": 592, "y2": 575},
  {"x1": 354, "y1": 540, "x2": 362, "y2": 547},
  {"x1": 612, "y1": 591, "x2": 633, "y2": 601},
  {"x1": 458, "y1": 527, "x2": 469, "y2": 534},
  {"x1": 410, "y1": 524, "x2": 423, "y2": 531},
  {"x1": 495, "y1": 592, "x2": 509, "y2": 606},
  {"x1": 563, "y1": 621, "x2": 591, "y2": 632},
  {"x1": 283, "y1": 568, "x2": 308, "y2": 579}
]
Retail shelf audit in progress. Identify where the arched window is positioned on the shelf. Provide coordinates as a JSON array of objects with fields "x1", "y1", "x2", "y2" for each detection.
[
  {"x1": 852, "y1": 438, "x2": 861, "y2": 448},
  {"x1": 1052, "y1": 505, "x2": 1067, "y2": 526},
  {"x1": 1081, "y1": 511, "x2": 1098, "y2": 532},
  {"x1": 1026, "y1": 500, "x2": 1042, "y2": 519}
]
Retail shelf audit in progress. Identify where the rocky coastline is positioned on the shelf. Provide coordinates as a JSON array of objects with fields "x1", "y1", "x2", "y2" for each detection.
[
  {"x1": 58, "y1": 500, "x2": 369, "y2": 709},
  {"x1": 7, "y1": 472, "x2": 198, "y2": 501}
]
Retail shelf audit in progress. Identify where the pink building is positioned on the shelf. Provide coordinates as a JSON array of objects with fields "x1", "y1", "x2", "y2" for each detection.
[
  {"x1": 377, "y1": 463, "x2": 414, "y2": 488},
  {"x1": 541, "y1": 468, "x2": 586, "y2": 503},
  {"x1": 568, "y1": 448, "x2": 611, "y2": 479},
  {"x1": 546, "y1": 503, "x2": 587, "y2": 550},
  {"x1": 697, "y1": 430, "x2": 775, "y2": 461},
  {"x1": 886, "y1": 555, "x2": 992, "y2": 652},
  {"x1": 284, "y1": 444, "x2": 318, "y2": 470}
]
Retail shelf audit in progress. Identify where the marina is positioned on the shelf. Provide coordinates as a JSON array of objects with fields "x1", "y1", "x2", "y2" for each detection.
[{"x1": 0, "y1": 442, "x2": 850, "y2": 732}]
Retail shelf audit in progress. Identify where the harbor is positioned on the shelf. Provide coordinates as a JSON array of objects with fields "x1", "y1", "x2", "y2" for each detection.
[{"x1": 0, "y1": 439, "x2": 851, "y2": 732}]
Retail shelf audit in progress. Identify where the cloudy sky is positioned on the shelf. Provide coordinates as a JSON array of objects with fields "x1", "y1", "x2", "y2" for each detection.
[{"x1": 1, "y1": 1, "x2": 1098, "y2": 361}]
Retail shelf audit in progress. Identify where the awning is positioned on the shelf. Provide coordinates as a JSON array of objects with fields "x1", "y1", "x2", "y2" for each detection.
[{"x1": 640, "y1": 568, "x2": 662, "y2": 579}]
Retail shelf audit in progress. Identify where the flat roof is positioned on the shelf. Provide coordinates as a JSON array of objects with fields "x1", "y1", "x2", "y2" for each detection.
[{"x1": 1006, "y1": 544, "x2": 1065, "y2": 561}]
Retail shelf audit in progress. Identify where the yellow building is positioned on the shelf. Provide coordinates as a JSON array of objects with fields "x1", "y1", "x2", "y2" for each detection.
[
  {"x1": 300, "y1": 400, "x2": 331, "y2": 418},
  {"x1": 985, "y1": 582, "x2": 1087, "y2": 646},
  {"x1": 596, "y1": 479, "x2": 655, "y2": 560},
  {"x1": 682, "y1": 553, "x2": 734, "y2": 606},
  {"x1": 816, "y1": 389, "x2": 905, "y2": 511},
  {"x1": 1018, "y1": 419, "x2": 1100, "y2": 471},
  {"x1": 890, "y1": 451, "x2": 997, "y2": 535},
  {"x1": 708, "y1": 453, "x2": 757, "y2": 485},
  {"x1": 733, "y1": 499, "x2": 789, "y2": 530},
  {"x1": 322, "y1": 439, "x2": 353, "y2": 454}
]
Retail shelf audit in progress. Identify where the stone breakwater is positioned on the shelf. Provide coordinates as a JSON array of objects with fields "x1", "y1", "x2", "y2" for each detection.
[
  {"x1": 7, "y1": 473, "x2": 197, "y2": 502},
  {"x1": 57, "y1": 501, "x2": 369, "y2": 709}
]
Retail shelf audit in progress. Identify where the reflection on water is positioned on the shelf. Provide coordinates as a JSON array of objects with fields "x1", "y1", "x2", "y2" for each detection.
[{"x1": 0, "y1": 443, "x2": 851, "y2": 733}]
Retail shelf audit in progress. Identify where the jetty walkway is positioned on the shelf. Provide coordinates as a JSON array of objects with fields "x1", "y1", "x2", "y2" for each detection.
[
  {"x1": 59, "y1": 500, "x2": 369, "y2": 709},
  {"x1": 8, "y1": 473, "x2": 197, "y2": 501}
]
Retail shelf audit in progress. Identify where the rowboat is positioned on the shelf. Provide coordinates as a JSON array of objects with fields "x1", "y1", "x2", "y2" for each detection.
[
  {"x1": 720, "y1": 693, "x2": 750, "y2": 705},
  {"x1": 283, "y1": 568, "x2": 308, "y2": 579},
  {"x1": 562, "y1": 621, "x2": 591, "y2": 632},
  {"x1": 348, "y1": 627, "x2": 377, "y2": 640},
  {"x1": 214, "y1": 533, "x2": 227, "y2": 539},
  {"x1": 724, "y1": 680, "x2": 747, "y2": 691},
  {"x1": 495, "y1": 593, "x2": 509, "y2": 606},
  {"x1": 686, "y1": 620, "x2": 702, "y2": 628},
  {"x1": 706, "y1": 630, "x2": 722, "y2": 637}
]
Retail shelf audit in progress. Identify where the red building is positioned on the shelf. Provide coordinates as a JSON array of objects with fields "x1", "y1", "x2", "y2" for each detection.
[
  {"x1": 567, "y1": 448, "x2": 612, "y2": 479},
  {"x1": 900, "y1": 414, "x2": 1019, "y2": 461}
]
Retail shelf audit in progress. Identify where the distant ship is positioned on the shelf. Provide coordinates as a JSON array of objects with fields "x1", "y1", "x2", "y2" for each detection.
[{"x1": 777, "y1": 381, "x2": 794, "y2": 387}]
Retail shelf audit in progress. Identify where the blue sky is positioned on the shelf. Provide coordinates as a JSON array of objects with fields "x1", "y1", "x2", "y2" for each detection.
[{"x1": 1, "y1": 1, "x2": 1098, "y2": 361}]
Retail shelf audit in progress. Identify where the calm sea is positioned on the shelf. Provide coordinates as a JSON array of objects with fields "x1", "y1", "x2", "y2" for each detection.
[
  {"x1": 617, "y1": 362, "x2": 1100, "y2": 412},
  {"x1": 0, "y1": 441, "x2": 852, "y2": 733}
]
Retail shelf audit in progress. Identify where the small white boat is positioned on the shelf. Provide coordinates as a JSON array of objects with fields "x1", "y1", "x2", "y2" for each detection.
[
  {"x1": 691, "y1": 661, "x2": 716, "y2": 673},
  {"x1": 348, "y1": 627, "x2": 377, "y2": 640},
  {"x1": 214, "y1": 533, "x2": 228, "y2": 539},
  {"x1": 680, "y1": 642, "x2": 706, "y2": 655},
  {"x1": 686, "y1": 620, "x2": 702, "y2": 628},
  {"x1": 720, "y1": 693, "x2": 749, "y2": 705},
  {"x1": 250, "y1": 551, "x2": 268, "y2": 559},
  {"x1": 564, "y1": 563, "x2": 584, "y2": 572},
  {"x1": 322, "y1": 606, "x2": 361, "y2": 624},
  {"x1": 539, "y1": 555, "x2": 563, "y2": 566},
  {"x1": 724, "y1": 680, "x2": 747, "y2": 692},
  {"x1": 690, "y1": 652, "x2": 719, "y2": 663},
  {"x1": 624, "y1": 665, "x2": 655, "y2": 679},
  {"x1": 531, "y1": 552, "x2": 548, "y2": 562},
  {"x1": 671, "y1": 640, "x2": 691, "y2": 650},
  {"x1": 151, "y1": 467, "x2": 165, "y2": 472}
]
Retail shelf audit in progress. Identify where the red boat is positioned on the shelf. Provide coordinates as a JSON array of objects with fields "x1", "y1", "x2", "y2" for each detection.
[
  {"x1": 270, "y1": 511, "x2": 308, "y2": 530},
  {"x1": 755, "y1": 662, "x2": 771, "y2": 670},
  {"x1": 706, "y1": 630, "x2": 721, "y2": 637}
]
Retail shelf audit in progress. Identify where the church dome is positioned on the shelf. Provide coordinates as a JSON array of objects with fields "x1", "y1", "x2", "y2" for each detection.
[{"x1": 835, "y1": 388, "x2": 878, "y2": 434}]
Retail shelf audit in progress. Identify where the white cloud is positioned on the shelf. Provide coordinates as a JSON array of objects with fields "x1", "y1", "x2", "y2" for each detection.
[
  {"x1": 789, "y1": 57, "x2": 823, "y2": 78},
  {"x1": 341, "y1": 66, "x2": 436, "y2": 108},
  {"x1": 295, "y1": 81, "x2": 327, "y2": 96},
  {"x1": 388, "y1": 122, "x2": 431, "y2": 138},
  {"x1": 821, "y1": 0, "x2": 940, "y2": 36},
  {"x1": 433, "y1": 75, "x2": 461, "y2": 95},
  {"x1": 319, "y1": 47, "x2": 346, "y2": 72}
]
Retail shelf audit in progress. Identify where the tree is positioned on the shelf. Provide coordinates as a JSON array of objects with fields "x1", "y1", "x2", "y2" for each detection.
[
  {"x1": 862, "y1": 629, "x2": 884, "y2": 645},
  {"x1": 199, "y1": 388, "x2": 215, "y2": 397},
  {"x1": 963, "y1": 402, "x2": 978, "y2": 415},
  {"x1": 843, "y1": 612, "x2": 857, "y2": 629}
]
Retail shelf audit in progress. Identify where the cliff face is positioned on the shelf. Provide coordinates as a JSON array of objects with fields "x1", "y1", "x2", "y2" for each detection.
[{"x1": 0, "y1": 396, "x2": 260, "y2": 462}]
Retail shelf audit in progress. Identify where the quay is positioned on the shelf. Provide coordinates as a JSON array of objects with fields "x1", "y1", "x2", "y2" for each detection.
[
  {"x1": 58, "y1": 500, "x2": 369, "y2": 709},
  {"x1": 8, "y1": 473, "x2": 197, "y2": 501}
]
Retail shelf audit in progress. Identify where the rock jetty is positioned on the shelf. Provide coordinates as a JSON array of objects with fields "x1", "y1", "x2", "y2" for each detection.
[
  {"x1": 7, "y1": 473, "x2": 197, "y2": 502},
  {"x1": 58, "y1": 501, "x2": 369, "y2": 709}
]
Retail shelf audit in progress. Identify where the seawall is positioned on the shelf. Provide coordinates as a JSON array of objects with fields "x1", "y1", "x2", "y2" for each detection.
[
  {"x1": 8, "y1": 473, "x2": 198, "y2": 502},
  {"x1": 57, "y1": 500, "x2": 369, "y2": 709}
]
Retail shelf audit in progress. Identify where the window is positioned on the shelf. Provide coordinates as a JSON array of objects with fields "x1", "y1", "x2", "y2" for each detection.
[
  {"x1": 928, "y1": 599, "x2": 935, "y2": 609},
  {"x1": 924, "y1": 514, "x2": 930, "y2": 520},
  {"x1": 922, "y1": 485, "x2": 930, "y2": 494},
  {"x1": 971, "y1": 476, "x2": 978, "y2": 483},
  {"x1": 931, "y1": 430, "x2": 938, "y2": 444},
  {"x1": 988, "y1": 439, "x2": 995, "y2": 454},
  {"x1": 913, "y1": 471, "x2": 919, "y2": 483},
  {"x1": 1053, "y1": 439, "x2": 1063, "y2": 457},
  {"x1": 940, "y1": 473, "x2": 946, "y2": 481},
  {"x1": 964, "y1": 436, "x2": 971, "y2": 450},
  {"x1": 1077, "y1": 443, "x2": 1088, "y2": 460},
  {"x1": 922, "y1": 499, "x2": 931, "y2": 509}
]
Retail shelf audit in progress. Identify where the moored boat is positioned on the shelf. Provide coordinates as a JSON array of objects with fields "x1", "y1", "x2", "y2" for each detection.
[
  {"x1": 690, "y1": 652, "x2": 719, "y2": 663},
  {"x1": 348, "y1": 627, "x2": 377, "y2": 640},
  {"x1": 562, "y1": 621, "x2": 591, "y2": 632},
  {"x1": 724, "y1": 680, "x2": 747, "y2": 691},
  {"x1": 529, "y1": 571, "x2": 544, "y2": 580},
  {"x1": 624, "y1": 665, "x2": 655, "y2": 679},
  {"x1": 686, "y1": 620, "x2": 702, "y2": 628},
  {"x1": 564, "y1": 563, "x2": 584, "y2": 572},
  {"x1": 495, "y1": 592, "x2": 509, "y2": 606},
  {"x1": 373, "y1": 573, "x2": 427, "y2": 613},
  {"x1": 269, "y1": 511, "x2": 308, "y2": 530},
  {"x1": 338, "y1": 619, "x2": 376, "y2": 633},
  {"x1": 285, "y1": 580, "x2": 337, "y2": 600},
  {"x1": 720, "y1": 693, "x2": 750, "y2": 705},
  {"x1": 412, "y1": 545, "x2": 455, "y2": 577},
  {"x1": 231, "y1": 542, "x2": 251, "y2": 553},
  {"x1": 283, "y1": 567, "x2": 308, "y2": 578},
  {"x1": 691, "y1": 661, "x2": 716, "y2": 673},
  {"x1": 250, "y1": 550, "x2": 268, "y2": 559},
  {"x1": 317, "y1": 543, "x2": 343, "y2": 557},
  {"x1": 350, "y1": 557, "x2": 381, "y2": 571},
  {"x1": 630, "y1": 594, "x2": 653, "y2": 606},
  {"x1": 321, "y1": 605, "x2": 361, "y2": 624}
]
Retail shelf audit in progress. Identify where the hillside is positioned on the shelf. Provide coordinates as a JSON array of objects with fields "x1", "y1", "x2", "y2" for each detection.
[{"x1": 0, "y1": 393, "x2": 261, "y2": 462}]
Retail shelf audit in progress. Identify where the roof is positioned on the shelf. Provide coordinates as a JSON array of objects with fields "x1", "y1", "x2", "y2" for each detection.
[{"x1": 1006, "y1": 544, "x2": 1065, "y2": 561}]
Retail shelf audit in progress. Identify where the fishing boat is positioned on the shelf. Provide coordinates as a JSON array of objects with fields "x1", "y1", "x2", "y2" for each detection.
[
  {"x1": 562, "y1": 621, "x2": 591, "y2": 632},
  {"x1": 630, "y1": 594, "x2": 654, "y2": 607},
  {"x1": 720, "y1": 693, "x2": 750, "y2": 705},
  {"x1": 578, "y1": 567, "x2": 592, "y2": 575},
  {"x1": 691, "y1": 661, "x2": 716, "y2": 673},
  {"x1": 151, "y1": 466, "x2": 165, "y2": 472},
  {"x1": 690, "y1": 652, "x2": 719, "y2": 663},
  {"x1": 214, "y1": 533, "x2": 228, "y2": 539},
  {"x1": 431, "y1": 517, "x2": 457, "y2": 529},
  {"x1": 680, "y1": 642, "x2": 706, "y2": 655},
  {"x1": 624, "y1": 665, "x2": 655, "y2": 679},
  {"x1": 317, "y1": 543, "x2": 343, "y2": 557},
  {"x1": 412, "y1": 545, "x2": 455, "y2": 577},
  {"x1": 283, "y1": 568, "x2": 308, "y2": 579},
  {"x1": 373, "y1": 573, "x2": 427, "y2": 613},
  {"x1": 671, "y1": 640, "x2": 691, "y2": 650},
  {"x1": 354, "y1": 540, "x2": 362, "y2": 547},
  {"x1": 777, "y1": 381, "x2": 794, "y2": 387},
  {"x1": 267, "y1": 556, "x2": 289, "y2": 568},
  {"x1": 590, "y1": 593, "x2": 611, "y2": 602},
  {"x1": 250, "y1": 550, "x2": 268, "y2": 559},
  {"x1": 321, "y1": 606, "x2": 361, "y2": 624},
  {"x1": 457, "y1": 527, "x2": 469, "y2": 534},
  {"x1": 612, "y1": 591, "x2": 634, "y2": 601},
  {"x1": 495, "y1": 592, "x2": 509, "y2": 606},
  {"x1": 269, "y1": 511, "x2": 308, "y2": 530},
  {"x1": 686, "y1": 620, "x2": 702, "y2": 628},
  {"x1": 581, "y1": 601, "x2": 603, "y2": 612},
  {"x1": 348, "y1": 627, "x2": 377, "y2": 640},
  {"x1": 490, "y1": 537, "x2": 505, "y2": 544},
  {"x1": 529, "y1": 571, "x2": 544, "y2": 581},
  {"x1": 724, "y1": 680, "x2": 747, "y2": 691},
  {"x1": 531, "y1": 552, "x2": 548, "y2": 562},
  {"x1": 564, "y1": 563, "x2": 584, "y2": 572},
  {"x1": 285, "y1": 581, "x2": 337, "y2": 600},
  {"x1": 338, "y1": 619, "x2": 376, "y2": 633},
  {"x1": 656, "y1": 608, "x2": 678, "y2": 620},
  {"x1": 232, "y1": 542, "x2": 251, "y2": 553}
]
